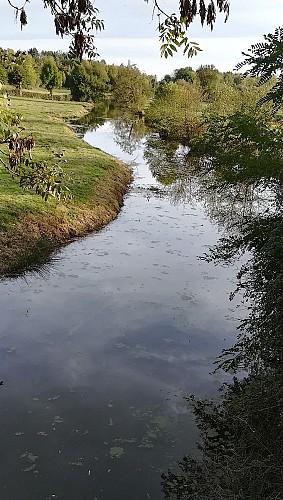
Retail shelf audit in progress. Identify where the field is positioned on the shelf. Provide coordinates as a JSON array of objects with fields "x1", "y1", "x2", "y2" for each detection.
[{"x1": 0, "y1": 97, "x2": 131, "y2": 275}]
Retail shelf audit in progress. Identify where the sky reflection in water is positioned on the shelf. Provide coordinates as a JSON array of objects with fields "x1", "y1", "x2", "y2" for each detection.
[{"x1": 0, "y1": 120, "x2": 243, "y2": 499}]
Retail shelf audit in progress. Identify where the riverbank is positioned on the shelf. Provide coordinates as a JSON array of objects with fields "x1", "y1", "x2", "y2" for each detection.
[{"x1": 0, "y1": 97, "x2": 132, "y2": 277}]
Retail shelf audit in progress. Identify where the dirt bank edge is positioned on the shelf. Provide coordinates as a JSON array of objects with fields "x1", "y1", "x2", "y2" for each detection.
[{"x1": 0, "y1": 160, "x2": 132, "y2": 277}]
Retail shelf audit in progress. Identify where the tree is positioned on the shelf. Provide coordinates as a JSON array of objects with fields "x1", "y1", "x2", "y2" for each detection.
[
  {"x1": 68, "y1": 62, "x2": 93, "y2": 102},
  {"x1": 196, "y1": 64, "x2": 221, "y2": 97},
  {"x1": 18, "y1": 54, "x2": 38, "y2": 88},
  {"x1": 8, "y1": 67, "x2": 24, "y2": 95},
  {"x1": 0, "y1": 62, "x2": 7, "y2": 84},
  {"x1": 28, "y1": 47, "x2": 39, "y2": 62},
  {"x1": 82, "y1": 59, "x2": 110, "y2": 97},
  {"x1": 146, "y1": 0, "x2": 230, "y2": 58},
  {"x1": 2, "y1": 49, "x2": 38, "y2": 92},
  {"x1": 236, "y1": 27, "x2": 283, "y2": 108},
  {"x1": 172, "y1": 67, "x2": 197, "y2": 84},
  {"x1": 40, "y1": 57, "x2": 62, "y2": 97},
  {"x1": 112, "y1": 64, "x2": 154, "y2": 114},
  {"x1": 145, "y1": 80, "x2": 203, "y2": 141},
  {"x1": 68, "y1": 61, "x2": 109, "y2": 102},
  {"x1": 7, "y1": 0, "x2": 104, "y2": 61}
]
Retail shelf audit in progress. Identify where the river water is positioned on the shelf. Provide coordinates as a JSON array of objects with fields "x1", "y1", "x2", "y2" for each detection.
[{"x1": 0, "y1": 118, "x2": 244, "y2": 499}]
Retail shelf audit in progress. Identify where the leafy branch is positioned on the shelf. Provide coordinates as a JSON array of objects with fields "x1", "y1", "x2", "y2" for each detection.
[
  {"x1": 145, "y1": 0, "x2": 230, "y2": 59},
  {"x1": 7, "y1": 0, "x2": 104, "y2": 61},
  {"x1": 236, "y1": 27, "x2": 283, "y2": 108},
  {"x1": 159, "y1": 14, "x2": 202, "y2": 59},
  {"x1": 0, "y1": 86, "x2": 72, "y2": 201}
]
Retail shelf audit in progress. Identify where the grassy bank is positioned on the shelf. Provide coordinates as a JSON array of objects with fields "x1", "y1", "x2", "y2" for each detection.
[{"x1": 0, "y1": 97, "x2": 132, "y2": 277}]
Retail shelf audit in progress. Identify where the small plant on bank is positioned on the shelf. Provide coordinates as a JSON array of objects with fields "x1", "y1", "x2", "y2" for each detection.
[{"x1": 0, "y1": 85, "x2": 71, "y2": 201}]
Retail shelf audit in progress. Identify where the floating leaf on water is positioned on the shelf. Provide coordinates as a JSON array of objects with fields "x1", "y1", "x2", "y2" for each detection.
[
  {"x1": 109, "y1": 446, "x2": 124, "y2": 459},
  {"x1": 153, "y1": 415, "x2": 168, "y2": 429},
  {"x1": 146, "y1": 430, "x2": 158, "y2": 439},
  {"x1": 20, "y1": 452, "x2": 38, "y2": 462},
  {"x1": 138, "y1": 441, "x2": 154, "y2": 449},
  {"x1": 114, "y1": 437, "x2": 137, "y2": 444},
  {"x1": 53, "y1": 416, "x2": 63, "y2": 424},
  {"x1": 22, "y1": 464, "x2": 36, "y2": 472},
  {"x1": 48, "y1": 395, "x2": 60, "y2": 401},
  {"x1": 6, "y1": 347, "x2": 16, "y2": 353},
  {"x1": 115, "y1": 343, "x2": 130, "y2": 349}
]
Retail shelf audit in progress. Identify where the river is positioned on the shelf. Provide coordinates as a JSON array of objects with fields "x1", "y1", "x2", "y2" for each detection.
[{"x1": 0, "y1": 116, "x2": 244, "y2": 499}]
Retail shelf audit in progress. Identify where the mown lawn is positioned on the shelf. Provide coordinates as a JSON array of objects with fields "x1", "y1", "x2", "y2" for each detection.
[
  {"x1": 0, "y1": 97, "x2": 130, "y2": 229},
  {"x1": 0, "y1": 97, "x2": 131, "y2": 275}
]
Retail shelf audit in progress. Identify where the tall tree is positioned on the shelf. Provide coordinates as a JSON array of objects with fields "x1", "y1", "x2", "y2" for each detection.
[
  {"x1": 68, "y1": 62, "x2": 92, "y2": 102},
  {"x1": 40, "y1": 57, "x2": 62, "y2": 97},
  {"x1": 196, "y1": 64, "x2": 221, "y2": 97},
  {"x1": 18, "y1": 54, "x2": 38, "y2": 88},
  {"x1": 8, "y1": 68, "x2": 24, "y2": 95},
  {"x1": 172, "y1": 67, "x2": 197, "y2": 84},
  {"x1": 112, "y1": 64, "x2": 154, "y2": 114}
]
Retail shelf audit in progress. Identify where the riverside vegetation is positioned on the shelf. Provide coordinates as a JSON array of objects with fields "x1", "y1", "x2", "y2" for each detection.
[
  {"x1": 1, "y1": 28, "x2": 283, "y2": 497},
  {"x1": 0, "y1": 91, "x2": 131, "y2": 276},
  {"x1": 159, "y1": 32, "x2": 283, "y2": 499}
]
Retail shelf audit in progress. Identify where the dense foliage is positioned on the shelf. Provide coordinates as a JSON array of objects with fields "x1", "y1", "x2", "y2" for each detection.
[
  {"x1": 145, "y1": 80, "x2": 204, "y2": 141},
  {"x1": 160, "y1": 30, "x2": 283, "y2": 500},
  {"x1": 0, "y1": 48, "x2": 155, "y2": 110},
  {"x1": 236, "y1": 27, "x2": 283, "y2": 108},
  {"x1": 40, "y1": 56, "x2": 62, "y2": 96}
]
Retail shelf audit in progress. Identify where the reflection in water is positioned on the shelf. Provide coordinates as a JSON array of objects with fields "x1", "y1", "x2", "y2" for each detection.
[
  {"x1": 112, "y1": 118, "x2": 148, "y2": 155},
  {"x1": 161, "y1": 117, "x2": 283, "y2": 498},
  {"x1": 1, "y1": 110, "x2": 274, "y2": 499},
  {"x1": 82, "y1": 109, "x2": 283, "y2": 498}
]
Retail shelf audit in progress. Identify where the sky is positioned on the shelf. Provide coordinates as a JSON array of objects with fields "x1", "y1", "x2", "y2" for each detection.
[{"x1": 0, "y1": 0, "x2": 282, "y2": 79}]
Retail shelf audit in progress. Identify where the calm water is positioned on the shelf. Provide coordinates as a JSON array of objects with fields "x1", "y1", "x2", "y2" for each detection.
[{"x1": 0, "y1": 119, "x2": 244, "y2": 499}]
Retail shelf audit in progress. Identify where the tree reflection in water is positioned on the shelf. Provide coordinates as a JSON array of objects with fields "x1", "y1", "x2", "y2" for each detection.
[
  {"x1": 112, "y1": 117, "x2": 147, "y2": 155},
  {"x1": 159, "y1": 115, "x2": 283, "y2": 499},
  {"x1": 76, "y1": 108, "x2": 283, "y2": 497}
]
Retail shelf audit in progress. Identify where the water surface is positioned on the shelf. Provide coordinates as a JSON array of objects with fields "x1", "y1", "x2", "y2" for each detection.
[{"x1": 0, "y1": 118, "x2": 243, "y2": 499}]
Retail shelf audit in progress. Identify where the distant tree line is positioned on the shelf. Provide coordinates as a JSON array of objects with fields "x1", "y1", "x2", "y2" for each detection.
[
  {"x1": 0, "y1": 48, "x2": 249, "y2": 113},
  {"x1": 0, "y1": 47, "x2": 157, "y2": 104}
]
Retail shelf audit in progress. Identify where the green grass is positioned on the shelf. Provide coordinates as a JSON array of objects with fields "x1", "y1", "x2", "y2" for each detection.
[
  {"x1": 0, "y1": 96, "x2": 131, "y2": 276},
  {"x1": 5, "y1": 85, "x2": 71, "y2": 99},
  {"x1": 0, "y1": 96, "x2": 129, "y2": 230}
]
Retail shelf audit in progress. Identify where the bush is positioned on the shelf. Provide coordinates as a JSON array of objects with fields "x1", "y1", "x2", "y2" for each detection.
[
  {"x1": 145, "y1": 81, "x2": 204, "y2": 142},
  {"x1": 6, "y1": 88, "x2": 70, "y2": 101}
]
